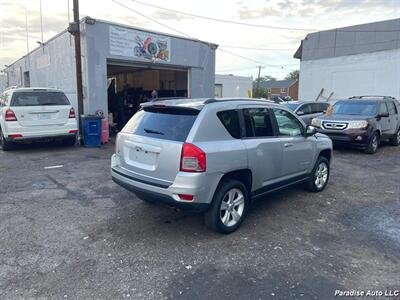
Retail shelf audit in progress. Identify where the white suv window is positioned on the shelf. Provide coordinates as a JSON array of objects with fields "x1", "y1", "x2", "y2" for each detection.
[{"x1": 273, "y1": 109, "x2": 304, "y2": 137}]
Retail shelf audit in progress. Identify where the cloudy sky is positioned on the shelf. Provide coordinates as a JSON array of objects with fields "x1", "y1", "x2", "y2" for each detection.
[{"x1": 0, "y1": 0, "x2": 399, "y2": 79}]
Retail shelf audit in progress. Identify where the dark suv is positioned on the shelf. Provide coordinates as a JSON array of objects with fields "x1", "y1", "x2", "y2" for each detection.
[{"x1": 311, "y1": 96, "x2": 400, "y2": 154}]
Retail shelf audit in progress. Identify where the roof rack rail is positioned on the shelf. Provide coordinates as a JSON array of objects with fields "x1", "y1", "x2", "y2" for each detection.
[
  {"x1": 204, "y1": 98, "x2": 275, "y2": 105},
  {"x1": 149, "y1": 97, "x2": 190, "y2": 102},
  {"x1": 349, "y1": 95, "x2": 395, "y2": 100}
]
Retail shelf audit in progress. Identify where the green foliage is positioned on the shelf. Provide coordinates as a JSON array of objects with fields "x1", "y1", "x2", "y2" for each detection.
[{"x1": 285, "y1": 70, "x2": 299, "y2": 80}]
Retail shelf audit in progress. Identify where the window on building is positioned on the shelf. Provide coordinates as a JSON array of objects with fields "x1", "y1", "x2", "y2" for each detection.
[
  {"x1": 281, "y1": 88, "x2": 287, "y2": 93},
  {"x1": 267, "y1": 88, "x2": 271, "y2": 93},
  {"x1": 214, "y1": 84, "x2": 223, "y2": 98}
]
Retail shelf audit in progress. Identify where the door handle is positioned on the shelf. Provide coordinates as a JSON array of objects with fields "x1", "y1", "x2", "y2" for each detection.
[{"x1": 284, "y1": 143, "x2": 294, "y2": 148}]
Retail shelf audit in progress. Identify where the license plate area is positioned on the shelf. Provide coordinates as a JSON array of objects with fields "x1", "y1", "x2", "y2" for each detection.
[
  {"x1": 124, "y1": 141, "x2": 161, "y2": 171},
  {"x1": 38, "y1": 113, "x2": 52, "y2": 120}
]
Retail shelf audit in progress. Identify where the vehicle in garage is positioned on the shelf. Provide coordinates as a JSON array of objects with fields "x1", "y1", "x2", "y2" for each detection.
[
  {"x1": 111, "y1": 98, "x2": 333, "y2": 233},
  {"x1": 285, "y1": 101, "x2": 330, "y2": 125},
  {"x1": 0, "y1": 87, "x2": 78, "y2": 150},
  {"x1": 311, "y1": 96, "x2": 400, "y2": 154}
]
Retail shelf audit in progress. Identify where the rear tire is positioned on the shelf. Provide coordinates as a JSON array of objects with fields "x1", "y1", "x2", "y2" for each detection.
[
  {"x1": 0, "y1": 128, "x2": 13, "y2": 151},
  {"x1": 389, "y1": 128, "x2": 400, "y2": 146},
  {"x1": 63, "y1": 136, "x2": 76, "y2": 147},
  {"x1": 365, "y1": 132, "x2": 379, "y2": 154},
  {"x1": 305, "y1": 156, "x2": 330, "y2": 192},
  {"x1": 204, "y1": 179, "x2": 249, "y2": 234}
]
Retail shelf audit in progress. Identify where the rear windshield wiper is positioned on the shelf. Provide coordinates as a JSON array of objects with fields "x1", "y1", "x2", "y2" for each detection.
[{"x1": 144, "y1": 128, "x2": 164, "y2": 135}]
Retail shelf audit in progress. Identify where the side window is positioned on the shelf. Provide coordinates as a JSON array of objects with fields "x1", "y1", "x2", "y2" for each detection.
[
  {"x1": 217, "y1": 110, "x2": 241, "y2": 139},
  {"x1": 272, "y1": 109, "x2": 304, "y2": 137},
  {"x1": 311, "y1": 103, "x2": 322, "y2": 113},
  {"x1": 379, "y1": 102, "x2": 388, "y2": 114},
  {"x1": 319, "y1": 103, "x2": 329, "y2": 112},
  {"x1": 299, "y1": 104, "x2": 312, "y2": 115},
  {"x1": 243, "y1": 108, "x2": 274, "y2": 138},
  {"x1": 387, "y1": 102, "x2": 397, "y2": 115}
]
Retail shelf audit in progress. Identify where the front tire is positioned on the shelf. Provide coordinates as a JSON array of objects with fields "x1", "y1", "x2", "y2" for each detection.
[
  {"x1": 306, "y1": 156, "x2": 330, "y2": 192},
  {"x1": 389, "y1": 128, "x2": 400, "y2": 146},
  {"x1": 365, "y1": 132, "x2": 379, "y2": 154},
  {"x1": 204, "y1": 179, "x2": 249, "y2": 234}
]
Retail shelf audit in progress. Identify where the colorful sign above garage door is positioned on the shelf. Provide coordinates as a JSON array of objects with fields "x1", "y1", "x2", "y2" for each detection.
[{"x1": 109, "y1": 26, "x2": 171, "y2": 62}]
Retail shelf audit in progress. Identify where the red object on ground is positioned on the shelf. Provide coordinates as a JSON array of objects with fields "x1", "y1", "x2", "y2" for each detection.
[{"x1": 101, "y1": 117, "x2": 109, "y2": 144}]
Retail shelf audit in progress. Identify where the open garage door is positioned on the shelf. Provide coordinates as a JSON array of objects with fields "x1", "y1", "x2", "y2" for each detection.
[{"x1": 107, "y1": 62, "x2": 188, "y2": 131}]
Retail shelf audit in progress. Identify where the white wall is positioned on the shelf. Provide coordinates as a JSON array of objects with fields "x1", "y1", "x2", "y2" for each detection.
[
  {"x1": 0, "y1": 74, "x2": 6, "y2": 94},
  {"x1": 215, "y1": 74, "x2": 253, "y2": 98},
  {"x1": 5, "y1": 31, "x2": 77, "y2": 110},
  {"x1": 299, "y1": 49, "x2": 400, "y2": 101}
]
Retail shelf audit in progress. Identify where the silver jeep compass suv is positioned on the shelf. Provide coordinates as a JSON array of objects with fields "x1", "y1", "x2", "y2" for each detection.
[{"x1": 111, "y1": 98, "x2": 333, "y2": 233}]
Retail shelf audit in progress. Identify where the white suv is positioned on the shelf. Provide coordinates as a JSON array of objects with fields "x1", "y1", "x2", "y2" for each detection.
[{"x1": 0, "y1": 87, "x2": 78, "y2": 150}]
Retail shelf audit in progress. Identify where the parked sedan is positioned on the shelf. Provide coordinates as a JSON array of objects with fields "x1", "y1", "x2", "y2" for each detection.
[
  {"x1": 0, "y1": 87, "x2": 78, "y2": 150},
  {"x1": 285, "y1": 101, "x2": 330, "y2": 125}
]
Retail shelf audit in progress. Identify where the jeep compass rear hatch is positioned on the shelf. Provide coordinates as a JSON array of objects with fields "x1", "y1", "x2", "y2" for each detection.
[{"x1": 116, "y1": 105, "x2": 199, "y2": 186}]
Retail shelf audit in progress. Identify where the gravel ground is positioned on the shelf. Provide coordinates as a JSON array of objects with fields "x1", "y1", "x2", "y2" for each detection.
[{"x1": 0, "y1": 141, "x2": 399, "y2": 300}]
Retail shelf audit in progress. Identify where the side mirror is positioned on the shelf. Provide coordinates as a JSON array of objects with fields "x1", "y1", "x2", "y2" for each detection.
[
  {"x1": 378, "y1": 112, "x2": 389, "y2": 118},
  {"x1": 306, "y1": 125, "x2": 317, "y2": 137},
  {"x1": 297, "y1": 110, "x2": 304, "y2": 116}
]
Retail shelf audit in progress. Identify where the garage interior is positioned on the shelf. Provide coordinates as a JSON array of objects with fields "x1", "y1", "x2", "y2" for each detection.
[{"x1": 106, "y1": 62, "x2": 188, "y2": 131}]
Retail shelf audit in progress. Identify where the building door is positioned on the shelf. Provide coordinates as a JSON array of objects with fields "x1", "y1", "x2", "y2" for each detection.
[{"x1": 23, "y1": 71, "x2": 30, "y2": 87}]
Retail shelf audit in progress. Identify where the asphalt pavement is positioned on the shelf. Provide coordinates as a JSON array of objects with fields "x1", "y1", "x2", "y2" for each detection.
[{"x1": 0, "y1": 141, "x2": 399, "y2": 299}]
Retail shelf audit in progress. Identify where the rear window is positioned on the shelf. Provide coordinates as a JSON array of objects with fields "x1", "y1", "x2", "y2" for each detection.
[
  {"x1": 11, "y1": 91, "x2": 70, "y2": 106},
  {"x1": 122, "y1": 107, "x2": 199, "y2": 142}
]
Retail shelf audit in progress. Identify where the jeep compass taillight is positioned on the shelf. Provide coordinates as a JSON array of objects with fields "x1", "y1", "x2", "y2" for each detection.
[
  {"x1": 69, "y1": 107, "x2": 76, "y2": 118},
  {"x1": 5, "y1": 109, "x2": 17, "y2": 121},
  {"x1": 180, "y1": 143, "x2": 206, "y2": 172}
]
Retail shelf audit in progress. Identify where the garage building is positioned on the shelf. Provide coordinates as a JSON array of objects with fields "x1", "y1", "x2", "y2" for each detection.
[
  {"x1": 295, "y1": 18, "x2": 400, "y2": 100},
  {"x1": 5, "y1": 17, "x2": 217, "y2": 128}
]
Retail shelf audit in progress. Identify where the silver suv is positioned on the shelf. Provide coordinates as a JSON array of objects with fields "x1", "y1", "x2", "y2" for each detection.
[{"x1": 111, "y1": 98, "x2": 333, "y2": 233}]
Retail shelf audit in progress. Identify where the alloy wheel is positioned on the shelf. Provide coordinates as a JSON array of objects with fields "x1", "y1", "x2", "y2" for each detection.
[
  {"x1": 220, "y1": 188, "x2": 245, "y2": 227},
  {"x1": 371, "y1": 135, "x2": 378, "y2": 152},
  {"x1": 315, "y1": 162, "x2": 329, "y2": 189}
]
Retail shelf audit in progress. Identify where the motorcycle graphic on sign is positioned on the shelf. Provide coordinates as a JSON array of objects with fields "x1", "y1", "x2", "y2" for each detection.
[{"x1": 133, "y1": 36, "x2": 169, "y2": 61}]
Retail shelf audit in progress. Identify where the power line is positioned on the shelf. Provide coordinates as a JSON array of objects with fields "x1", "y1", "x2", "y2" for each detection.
[
  {"x1": 219, "y1": 45, "x2": 295, "y2": 51},
  {"x1": 111, "y1": 0, "x2": 297, "y2": 70},
  {"x1": 123, "y1": 0, "x2": 400, "y2": 33},
  {"x1": 125, "y1": 0, "x2": 318, "y2": 32}
]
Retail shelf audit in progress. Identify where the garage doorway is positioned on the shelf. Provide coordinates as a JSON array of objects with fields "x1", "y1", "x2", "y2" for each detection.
[{"x1": 107, "y1": 62, "x2": 188, "y2": 131}]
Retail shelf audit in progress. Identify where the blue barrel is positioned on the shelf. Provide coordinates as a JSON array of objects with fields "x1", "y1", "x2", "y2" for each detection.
[{"x1": 81, "y1": 115, "x2": 101, "y2": 147}]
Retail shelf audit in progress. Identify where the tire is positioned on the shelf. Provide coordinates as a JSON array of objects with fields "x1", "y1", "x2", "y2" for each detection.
[
  {"x1": 389, "y1": 128, "x2": 400, "y2": 146},
  {"x1": 305, "y1": 156, "x2": 330, "y2": 192},
  {"x1": 63, "y1": 136, "x2": 76, "y2": 147},
  {"x1": 204, "y1": 179, "x2": 249, "y2": 234},
  {"x1": 0, "y1": 127, "x2": 13, "y2": 151},
  {"x1": 365, "y1": 132, "x2": 379, "y2": 154}
]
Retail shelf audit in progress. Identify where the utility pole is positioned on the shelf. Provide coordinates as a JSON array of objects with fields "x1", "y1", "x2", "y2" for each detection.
[
  {"x1": 256, "y1": 65, "x2": 264, "y2": 90},
  {"x1": 69, "y1": 0, "x2": 84, "y2": 139}
]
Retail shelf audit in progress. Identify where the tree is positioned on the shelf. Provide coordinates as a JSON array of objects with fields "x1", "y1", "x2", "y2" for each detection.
[
  {"x1": 285, "y1": 70, "x2": 299, "y2": 80},
  {"x1": 253, "y1": 75, "x2": 277, "y2": 98}
]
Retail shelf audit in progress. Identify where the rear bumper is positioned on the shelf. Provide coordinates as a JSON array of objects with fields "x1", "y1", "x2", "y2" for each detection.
[
  {"x1": 111, "y1": 154, "x2": 219, "y2": 212},
  {"x1": 316, "y1": 128, "x2": 371, "y2": 149},
  {"x1": 3, "y1": 119, "x2": 78, "y2": 141}
]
